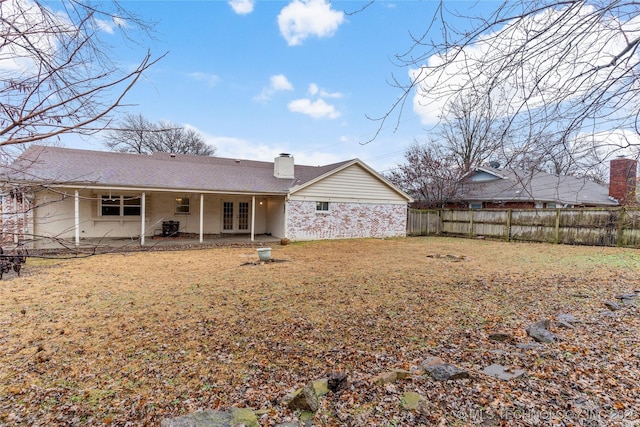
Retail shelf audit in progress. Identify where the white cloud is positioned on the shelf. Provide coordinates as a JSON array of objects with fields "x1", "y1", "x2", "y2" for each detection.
[
  {"x1": 186, "y1": 72, "x2": 220, "y2": 88},
  {"x1": 113, "y1": 16, "x2": 128, "y2": 29},
  {"x1": 581, "y1": 129, "x2": 640, "y2": 160},
  {"x1": 194, "y1": 127, "x2": 345, "y2": 166},
  {"x1": 278, "y1": 0, "x2": 345, "y2": 46},
  {"x1": 288, "y1": 98, "x2": 340, "y2": 119},
  {"x1": 411, "y1": 5, "x2": 640, "y2": 125},
  {"x1": 228, "y1": 0, "x2": 254, "y2": 15},
  {"x1": 0, "y1": 0, "x2": 66, "y2": 73},
  {"x1": 308, "y1": 83, "x2": 342, "y2": 98},
  {"x1": 271, "y1": 74, "x2": 294, "y2": 91},
  {"x1": 308, "y1": 83, "x2": 319, "y2": 96},
  {"x1": 255, "y1": 74, "x2": 294, "y2": 101},
  {"x1": 95, "y1": 18, "x2": 114, "y2": 34}
]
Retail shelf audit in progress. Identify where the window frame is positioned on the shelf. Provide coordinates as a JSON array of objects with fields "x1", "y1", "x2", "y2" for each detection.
[
  {"x1": 99, "y1": 195, "x2": 141, "y2": 217},
  {"x1": 315, "y1": 201, "x2": 330, "y2": 212},
  {"x1": 175, "y1": 197, "x2": 191, "y2": 214}
]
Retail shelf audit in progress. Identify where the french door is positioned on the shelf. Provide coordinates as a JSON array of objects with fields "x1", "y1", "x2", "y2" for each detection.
[{"x1": 222, "y1": 201, "x2": 250, "y2": 232}]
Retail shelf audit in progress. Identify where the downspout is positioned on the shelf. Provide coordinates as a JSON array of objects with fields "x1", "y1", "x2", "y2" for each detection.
[
  {"x1": 140, "y1": 192, "x2": 146, "y2": 246},
  {"x1": 74, "y1": 190, "x2": 80, "y2": 247},
  {"x1": 199, "y1": 194, "x2": 204, "y2": 243}
]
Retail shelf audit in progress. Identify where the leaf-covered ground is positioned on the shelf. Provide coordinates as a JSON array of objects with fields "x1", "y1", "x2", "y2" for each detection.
[{"x1": 1, "y1": 237, "x2": 639, "y2": 426}]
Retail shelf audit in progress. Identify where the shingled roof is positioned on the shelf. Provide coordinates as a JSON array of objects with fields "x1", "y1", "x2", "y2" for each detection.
[
  {"x1": 459, "y1": 166, "x2": 617, "y2": 207},
  {"x1": 1, "y1": 145, "x2": 353, "y2": 194}
]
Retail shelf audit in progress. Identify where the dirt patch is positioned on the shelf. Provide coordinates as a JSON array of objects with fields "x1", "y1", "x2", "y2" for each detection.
[{"x1": 1, "y1": 237, "x2": 639, "y2": 426}]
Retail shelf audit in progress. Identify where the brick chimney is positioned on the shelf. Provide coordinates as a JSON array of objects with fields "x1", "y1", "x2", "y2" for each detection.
[
  {"x1": 274, "y1": 153, "x2": 294, "y2": 179},
  {"x1": 609, "y1": 157, "x2": 638, "y2": 206}
]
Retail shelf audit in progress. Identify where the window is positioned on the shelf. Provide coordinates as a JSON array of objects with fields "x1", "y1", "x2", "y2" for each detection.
[
  {"x1": 175, "y1": 197, "x2": 190, "y2": 214},
  {"x1": 123, "y1": 197, "x2": 141, "y2": 216},
  {"x1": 469, "y1": 202, "x2": 482, "y2": 209},
  {"x1": 316, "y1": 201, "x2": 329, "y2": 212},
  {"x1": 101, "y1": 196, "x2": 121, "y2": 216},
  {"x1": 100, "y1": 195, "x2": 141, "y2": 216},
  {"x1": 546, "y1": 203, "x2": 557, "y2": 209}
]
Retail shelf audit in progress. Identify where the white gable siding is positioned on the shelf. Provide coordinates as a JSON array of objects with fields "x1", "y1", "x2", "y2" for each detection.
[{"x1": 290, "y1": 164, "x2": 406, "y2": 204}]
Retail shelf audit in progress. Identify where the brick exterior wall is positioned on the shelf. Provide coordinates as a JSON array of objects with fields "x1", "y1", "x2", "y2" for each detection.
[{"x1": 286, "y1": 200, "x2": 407, "y2": 241}]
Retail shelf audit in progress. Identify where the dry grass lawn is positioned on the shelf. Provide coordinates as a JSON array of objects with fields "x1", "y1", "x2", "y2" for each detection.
[{"x1": 1, "y1": 237, "x2": 639, "y2": 426}]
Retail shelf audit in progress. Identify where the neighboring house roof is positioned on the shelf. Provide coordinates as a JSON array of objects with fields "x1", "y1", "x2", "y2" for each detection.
[
  {"x1": 1, "y1": 145, "x2": 411, "y2": 201},
  {"x1": 458, "y1": 166, "x2": 618, "y2": 207}
]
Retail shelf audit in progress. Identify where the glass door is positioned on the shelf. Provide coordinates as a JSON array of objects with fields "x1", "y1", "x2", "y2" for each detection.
[{"x1": 222, "y1": 200, "x2": 250, "y2": 232}]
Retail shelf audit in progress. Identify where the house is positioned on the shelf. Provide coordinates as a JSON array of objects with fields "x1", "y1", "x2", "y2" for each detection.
[
  {"x1": 453, "y1": 158, "x2": 638, "y2": 209},
  {"x1": 0, "y1": 146, "x2": 412, "y2": 248}
]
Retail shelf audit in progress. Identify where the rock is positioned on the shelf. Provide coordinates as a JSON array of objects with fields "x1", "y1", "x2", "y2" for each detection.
[
  {"x1": 557, "y1": 320, "x2": 575, "y2": 329},
  {"x1": 373, "y1": 371, "x2": 398, "y2": 385},
  {"x1": 600, "y1": 310, "x2": 617, "y2": 317},
  {"x1": 327, "y1": 372, "x2": 348, "y2": 392},
  {"x1": 420, "y1": 356, "x2": 444, "y2": 368},
  {"x1": 557, "y1": 314, "x2": 580, "y2": 325},
  {"x1": 525, "y1": 319, "x2": 557, "y2": 343},
  {"x1": 312, "y1": 378, "x2": 329, "y2": 397},
  {"x1": 604, "y1": 301, "x2": 622, "y2": 311},
  {"x1": 615, "y1": 293, "x2": 638, "y2": 300},
  {"x1": 161, "y1": 408, "x2": 259, "y2": 427},
  {"x1": 286, "y1": 382, "x2": 319, "y2": 412},
  {"x1": 421, "y1": 358, "x2": 469, "y2": 381},
  {"x1": 229, "y1": 408, "x2": 259, "y2": 427},
  {"x1": 621, "y1": 298, "x2": 637, "y2": 307},
  {"x1": 373, "y1": 369, "x2": 410, "y2": 385},
  {"x1": 515, "y1": 342, "x2": 542, "y2": 350},
  {"x1": 571, "y1": 293, "x2": 590, "y2": 299},
  {"x1": 488, "y1": 332, "x2": 512, "y2": 342},
  {"x1": 482, "y1": 363, "x2": 526, "y2": 380},
  {"x1": 401, "y1": 391, "x2": 425, "y2": 410},
  {"x1": 392, "y1": 369, "x2": 412, "y2": 380}
]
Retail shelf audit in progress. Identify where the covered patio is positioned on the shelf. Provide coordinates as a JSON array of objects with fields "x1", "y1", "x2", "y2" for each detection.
[{"x1": 26, "y1": 233, "x2": 282, "y2": 255}]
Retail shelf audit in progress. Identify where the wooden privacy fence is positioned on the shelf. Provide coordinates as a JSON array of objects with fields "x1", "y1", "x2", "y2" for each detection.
[{"x1": 407, "y1": 208, "x2": 640, "y2": 248}]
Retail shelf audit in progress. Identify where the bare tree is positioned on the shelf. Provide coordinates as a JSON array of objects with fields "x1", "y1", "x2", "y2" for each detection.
[
  {"x1": 102, "y1": 113, "x2": 155, "y2": 154},
  {"x1": 376, "y1": 1, "x2": 640, "y2": 172},
  {"x1": 149, "y1": 120, "x2": 215, "y2": 156},
  {"x1": 0, "y1": 0, "x2": 163, "y2": 148},
  {"x1": 104, "y1": 113, "x2": 216, "y2": 156},
  {"x1": 387, "y1": 142, "x2": 463, "y2": 208},
  {"x1": 438, "y1": 92, "x2": 505, "y2": 172}
]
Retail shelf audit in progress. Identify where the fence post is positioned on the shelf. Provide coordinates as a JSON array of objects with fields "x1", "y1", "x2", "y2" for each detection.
[
  {"x1": 617, "y1": 208, "x2": 626, "y2": 247},
  {"x1": 554, "y1": 209, "x2": 560, "y2": 244},
  {"x1": 506, "y1": 209, "x2": 512, "y2": 242},
  {"x1": 469, "y1": 210, "x2": 474, "y2": 238}
]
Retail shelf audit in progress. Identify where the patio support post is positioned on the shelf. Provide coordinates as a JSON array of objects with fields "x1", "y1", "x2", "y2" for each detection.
[
  {"x1": 251, "y1": 195, "x2": 255, "y2": 242},
  {"x1": 251, "y1": 196, "x2": 256, "y2": 242},
  {"x1": 74, "y1": 190, "x2": 80, "y2": 247},
  {"x1": 140, "y1": 192, "x2": 146, "y2": 246},
  {"x1": 199, "y1": 194, "x2": 204, "y2": 243}
]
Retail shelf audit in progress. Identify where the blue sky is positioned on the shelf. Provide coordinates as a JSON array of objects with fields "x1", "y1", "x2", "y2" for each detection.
[{"x1": 67, "y1": 0, "x2": 492, "y2": 173}]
